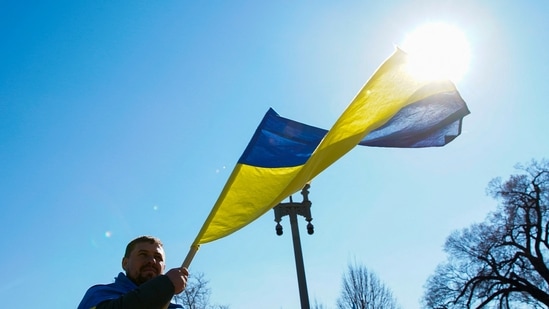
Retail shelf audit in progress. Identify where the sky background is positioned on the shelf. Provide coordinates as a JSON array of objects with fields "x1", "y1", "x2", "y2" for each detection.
[{"x1": 1, "y1": 1, "x2": 549, "y2": 308}]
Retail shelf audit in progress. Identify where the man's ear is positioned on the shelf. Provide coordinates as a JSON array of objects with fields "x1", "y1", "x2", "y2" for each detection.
[{"x1": 122, "y1": 257, "x2": 129, "y2": 272}]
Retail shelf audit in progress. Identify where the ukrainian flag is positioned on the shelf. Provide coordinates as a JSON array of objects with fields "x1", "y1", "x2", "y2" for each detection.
[{"x1": 183, "y1": 48, "x2": 469, "y2": 266}]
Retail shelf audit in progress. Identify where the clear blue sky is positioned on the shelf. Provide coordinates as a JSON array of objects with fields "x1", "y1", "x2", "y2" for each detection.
[{"x1": 1, "y1": 1, "x2": 548, "y2": 308}]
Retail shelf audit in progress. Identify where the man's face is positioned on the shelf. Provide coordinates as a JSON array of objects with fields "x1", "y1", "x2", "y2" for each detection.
[{"x1": 122, "y1": 241, "x2": 166, "y2": 286}]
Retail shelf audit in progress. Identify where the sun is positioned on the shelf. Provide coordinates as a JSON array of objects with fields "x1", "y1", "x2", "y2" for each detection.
[{"x1": 400, "y1": 22, "x2": 471, "y2": 82}]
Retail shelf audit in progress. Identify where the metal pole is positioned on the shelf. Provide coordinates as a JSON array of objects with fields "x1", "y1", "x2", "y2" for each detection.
[
  {"x1": 289, "y1": 210, "x2": 310, "y2": 309},
  {"x1": 273, "y1": 185, "x2": 314, "y2": 309}
]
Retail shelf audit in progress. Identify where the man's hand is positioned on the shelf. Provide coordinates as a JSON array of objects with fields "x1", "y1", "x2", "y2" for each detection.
[{"x1": 165, "y1": 267, "x2": 188, "y2": 294}]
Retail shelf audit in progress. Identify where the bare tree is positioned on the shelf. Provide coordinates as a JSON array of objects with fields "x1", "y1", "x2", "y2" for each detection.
[
  {"x1": 337, "y1": 262, "x2": 401, "y2": 309},
  {"x1": 174, "y1": 272, "x2": 229, "y2": 309},
  {"x1": 423, "y1": 159, "x2": 549, "y2": 308},
  {"x1": 312, "y1": 299, "x2": 329, "y2": 309}
]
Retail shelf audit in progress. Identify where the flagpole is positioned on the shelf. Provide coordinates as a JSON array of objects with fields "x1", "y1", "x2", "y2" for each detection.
[
  {"x1": 182, "y1": 245, "x2": 199, "y2": 269},
  {"x1": 274, "y1": 184, "x2": 314, "y2": 309}
]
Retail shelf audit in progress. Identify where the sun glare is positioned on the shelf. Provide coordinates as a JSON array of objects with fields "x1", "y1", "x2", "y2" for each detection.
[{"x1": 401, "y1": 22, "x2": 471, "y2": 82}]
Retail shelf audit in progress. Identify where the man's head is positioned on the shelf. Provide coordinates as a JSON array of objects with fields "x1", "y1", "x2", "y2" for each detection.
[{"x1": 122, "y1": 236, "x2": 166, "y2": 286}]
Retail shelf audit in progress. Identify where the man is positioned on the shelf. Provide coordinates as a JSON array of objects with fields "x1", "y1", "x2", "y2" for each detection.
[{"x1": 78, "y1": 236, "x2": 189, "y2": 309}]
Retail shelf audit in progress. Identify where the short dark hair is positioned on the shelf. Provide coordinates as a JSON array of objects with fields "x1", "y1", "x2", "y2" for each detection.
[{"x1": 124, "y1": 236, "x2": 163, "y2": 258}]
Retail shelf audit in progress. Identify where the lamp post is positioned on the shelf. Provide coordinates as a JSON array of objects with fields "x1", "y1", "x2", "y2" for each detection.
[{"x1": 273, "y1": 184, "x2": 314, "y2": 309}]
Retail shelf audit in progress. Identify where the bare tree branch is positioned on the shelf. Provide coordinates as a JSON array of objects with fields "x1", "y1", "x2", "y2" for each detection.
[
  {"x1": 337, "y1": 262, "x2": 401, "y2": 309},
  {"x1": 423, "y1": 159, "x2": 549, "y2": 309}
]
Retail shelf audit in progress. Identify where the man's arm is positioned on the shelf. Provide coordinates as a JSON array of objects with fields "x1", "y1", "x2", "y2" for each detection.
[{"x1": 95, "y1": 275, "x2": 175, "y2": 309}]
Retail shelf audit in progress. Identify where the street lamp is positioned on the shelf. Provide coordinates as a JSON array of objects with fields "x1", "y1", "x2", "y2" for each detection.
[{"x1": 273, "y1": 184, "x2": 314, "y2": 309}]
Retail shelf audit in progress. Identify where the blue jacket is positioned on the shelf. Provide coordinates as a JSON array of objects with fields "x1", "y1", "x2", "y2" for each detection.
[{"x1": 78, "y1": 272, "x2": 183, "y2": 309}]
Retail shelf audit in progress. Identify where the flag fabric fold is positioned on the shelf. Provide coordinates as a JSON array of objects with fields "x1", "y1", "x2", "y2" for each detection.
[
  {"x1": 187, "y1": 48, "x2": 470, "y2": 254},
  {"x1": 359, "y1": 86, "x2": 469, "y2": 147},
  {"x1": 190, "y1": 109, "x2": 327, "y2": 246}
]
